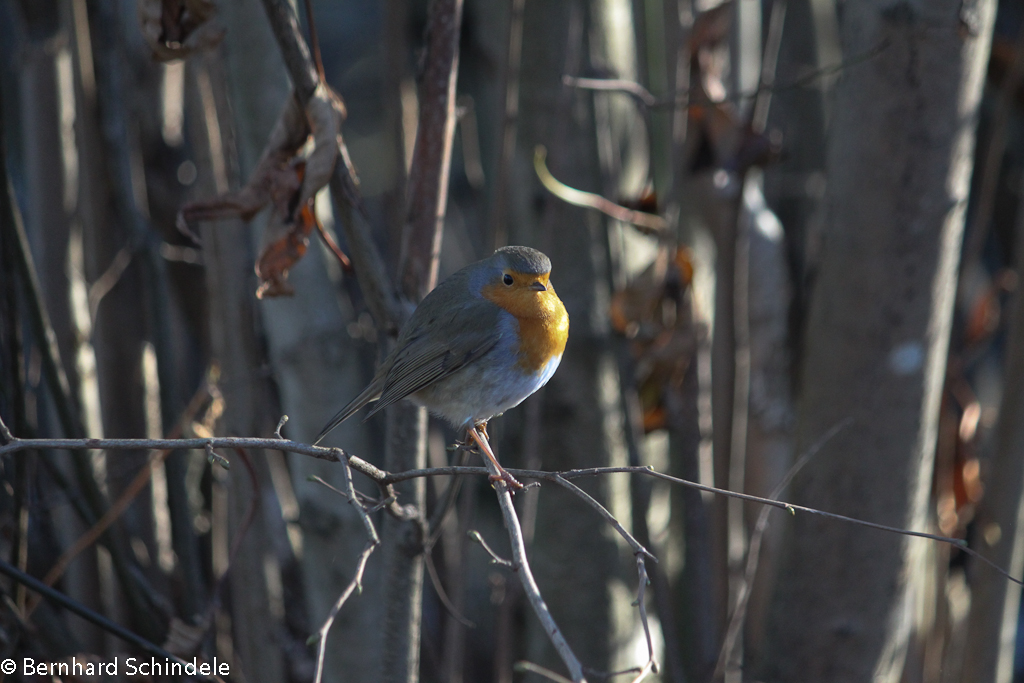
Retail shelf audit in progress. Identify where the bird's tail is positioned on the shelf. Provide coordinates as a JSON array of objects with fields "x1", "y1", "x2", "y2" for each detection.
[{"x1": 313, "y1": 380, "x2": 383, "y2": 445}]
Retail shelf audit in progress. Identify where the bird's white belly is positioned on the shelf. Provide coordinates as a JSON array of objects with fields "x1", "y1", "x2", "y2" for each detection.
[{"x1": 413, "y1": 353, "x2": 563, "y2": 428}]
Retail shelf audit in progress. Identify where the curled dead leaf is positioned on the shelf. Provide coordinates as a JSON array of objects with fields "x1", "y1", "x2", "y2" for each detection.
[
  {"x1": 139, "y1": 0, "x2": 225, "y2": 62},
  {"x1": 298, "y1": 83, "x2": 346, "y2": 211},
  {"x1": 178, "y1": 86, "x2": 350, "y2": 298},
  {"x1": 255, "y1": 201, "x2": 316, "y2": 299},
  {"x1": 180, "y1": 96, "x2": 308, "y2": 227}
]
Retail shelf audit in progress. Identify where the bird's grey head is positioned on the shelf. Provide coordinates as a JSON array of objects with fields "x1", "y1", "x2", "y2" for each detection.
[{"x1": 494, "y1": 246, "x2": 551, "y2": 275}]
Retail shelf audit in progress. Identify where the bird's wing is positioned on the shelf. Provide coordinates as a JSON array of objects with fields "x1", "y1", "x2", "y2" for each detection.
[{"x1": 366, "y1": 300, "x2": 504, "y2": 418}]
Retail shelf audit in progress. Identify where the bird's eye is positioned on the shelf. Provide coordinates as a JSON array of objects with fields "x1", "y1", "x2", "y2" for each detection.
[{"x1": 503, "y1": 274, "x2": 514, "y2": 286}]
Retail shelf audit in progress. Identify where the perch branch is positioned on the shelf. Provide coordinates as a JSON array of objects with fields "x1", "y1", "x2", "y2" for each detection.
[
  {"x1": 482, "y1": 473, "x2": 587, "y2": 679},
  {"x1": 1, "y1": 418, "x2": 1018, "y2": 587}
]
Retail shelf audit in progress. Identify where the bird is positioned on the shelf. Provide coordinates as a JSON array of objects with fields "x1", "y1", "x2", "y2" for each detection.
[{"x1": 314, "y1": 245, "x2": 569, "y2": 489}]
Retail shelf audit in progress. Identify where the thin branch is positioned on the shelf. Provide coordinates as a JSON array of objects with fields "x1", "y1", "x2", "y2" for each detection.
[
  {"x1": 1, "y1": 422, "x2": 1018, "y2": 587},
  {"x1": 564, "y1": 41, "x2": 889, "y2": 111},
  {"x1": 534, "y1": 146, "x2": 667, "y2": 235},
  {"x1": 514, "y1": 661, "x2": 575, "y2": 683},
  {"x1": 630, "y1": 556, "x2": 657, "y2": 683},
  {"x1": 398, "y1": 0, "x2": 465, "y2": 299},
  {"x1": 467, "y1": 530, "x2": 513, "y2": 568},
  {"x1": 550, "y1": 475, "x2": 656, "y2": 561},
  {"x1": 424, "y1": 551, "x2": 475, "y2": 627},
  {"x1": 0, "y1": 558, "x2": 223, "y2": 683},
  {"x1": 474, "y1": 431, "x2": 587, "y2": 683},
  {"x1": 715, "y1": 419, "x2": 851, "y2": 679},
  {"x1": 310, "y1": 461, "x2": 379, "y2": 683}
]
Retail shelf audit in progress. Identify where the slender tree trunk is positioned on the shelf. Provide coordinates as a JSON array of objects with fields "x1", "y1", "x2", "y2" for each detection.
[
  {"x1": 959, "y1": 168, "x2": 1024, "y2": 683},
  {"x1": 757, "y1": 3, "x2": 995, "y2": 682}
]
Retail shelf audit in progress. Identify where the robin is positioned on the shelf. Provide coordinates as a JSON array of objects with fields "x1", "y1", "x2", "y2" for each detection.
[{"x1": 314, "y1": 246, "x2": 569, "y2": 489}]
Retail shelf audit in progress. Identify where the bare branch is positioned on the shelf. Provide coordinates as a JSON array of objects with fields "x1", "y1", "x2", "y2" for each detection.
[
  {"x1": 474, "y1": 432, "x2": 587, "y2": 683},
  {"x1": 515, "y1": 661, "x2": 575, "y2": 683},
  {"x1": 550, "y1": 475, "x2": 655, "y2": 561},
  {"x1": 565, "y1": 41, "x2": 889, "y2": 111},
  {"x1": 1, "y1": 423, "x2": 1017, "y2": 587},
  {"x1": 399, "y1": 0, "x2": 465, "y2": 299},
  {"x1": 534, "y1": 146, "x2": 667, "y2": 235},
  {"x1": 629, "y1": 556, "x2": 657, "y2": 683},
  {"x1": 715, "y1": 419, "x2": 851, "y2": 679},
  {"x1": 467, "y1": 530, "x2": 513, "y2": 568},
  {"x1": 310, "y1": 461, "x2": 379, "y2": 683}
]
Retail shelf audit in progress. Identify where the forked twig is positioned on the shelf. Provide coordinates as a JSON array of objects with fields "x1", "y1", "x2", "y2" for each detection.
[
  {"x1": 476, "y1": 431, "x2": 587, "y2": 682},
  {"x1": 309, "y1": 461, "x2": 379, "y2": 683},
  {"x1": 715, "y1": 419, "x2": 851, "y2": 678},
  {"x1": 2, "y1": 416, "x2": 1019, "y2": 591}
]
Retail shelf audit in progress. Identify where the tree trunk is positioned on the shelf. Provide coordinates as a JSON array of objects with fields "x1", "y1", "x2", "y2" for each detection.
[
  {"x1": 757, "y1": 2, "x2": 995, "y2": 682},
  {"x1": 512, "y1": 0, "x2": 637, "y2": 676},
  {"x1": 959, "y1": 165, "x2": 1024, "y2": 683}
]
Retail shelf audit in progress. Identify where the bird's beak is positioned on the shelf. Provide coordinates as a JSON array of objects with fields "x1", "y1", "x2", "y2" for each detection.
[{"x1": 528, "y1": 281, "x2": 547, "y2": 292}]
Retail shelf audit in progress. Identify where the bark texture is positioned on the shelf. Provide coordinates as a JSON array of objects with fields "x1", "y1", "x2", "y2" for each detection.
[
  {"x1": 960, "y1": 165, "x2": 1024, "y2": 683},
  {"x1": 758, "y1": 2, "x2": 995, "y2": 682}
]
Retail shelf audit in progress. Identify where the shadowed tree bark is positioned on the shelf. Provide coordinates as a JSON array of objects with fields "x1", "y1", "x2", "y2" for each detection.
[
  {"x1": 960, "y1": 161, "x2": 1024, "y2": 683},
  {"x1": 758, "y1": 2, "x2": 996, "y2": 682}
]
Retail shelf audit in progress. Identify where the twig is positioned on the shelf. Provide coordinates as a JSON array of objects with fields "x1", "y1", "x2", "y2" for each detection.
[
  {"x1": 467, "y1": 530, "x2": 513, "y2": 568},
  {"x1": 423, "y1": 552, "x2": 475, "y2": 627},
  {"x1": 478, "y1": 434, "x2": 587, "y2": 682},
  {"x1": 630, "y1": 556, "x2": 657, "y2": 683},
  {"x1": 564, "y1": 41, "x2": 889, "y2": 111},
  {"x1": 0, "y1": 558, "x2": 223, "y2": 683},
  {"x1": 398, "y1": 0, "x2": 465, "y2": 299},
  {"x1": 715, "y1": 419, "x2": 851, "y2": 678},
  {"x1": 515, "y1": 661, "x2": 574, "y2": 683},
  {"x1": 312, "y1": 214, "x2": 353, "y2": 271},
  {"x1": 1, "y1": 422, "x2": 1018, "y2": 587},
  {"x1": 274, "y1": 415, "x2": 289, "y2": 439},
  {"x1": 550, "y1": 475, "x2": 655, "y2": 561},
  {"x1": 562, "y1": 76, "x2": 657, "y2": 107},
  {"x1": 534, "y1": 146, "x2": 667, "y2": 235},
  {"x1": 310, "y1": 461, "x2": 379, "y2": 683}
]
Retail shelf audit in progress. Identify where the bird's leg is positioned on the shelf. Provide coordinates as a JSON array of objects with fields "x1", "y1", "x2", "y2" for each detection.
[{"x1": 467, "y1": 425, "x2": 523, "y2": 491}]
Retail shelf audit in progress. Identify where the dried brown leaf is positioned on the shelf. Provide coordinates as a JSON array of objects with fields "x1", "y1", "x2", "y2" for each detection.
[
  {"x1": 179, "y1": 96, "x2": 308, "y2": 226},
  {"x1": 255, "y1": 202, "x2": 317, "y2": 299},
  {"x1": 296, "y1": 83, "x2": 346, "y2": 212}
]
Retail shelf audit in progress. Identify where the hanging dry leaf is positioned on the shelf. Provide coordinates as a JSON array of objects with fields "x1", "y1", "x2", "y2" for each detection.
[
  {"x1": 610, "y1": 247, "x2": 699, "y2": 431},
  {"x1": 139, "y1": 0, "x2": 225, "y2": 62},
  {"x1": 179, "y1": 96, "x2": 308, "y2": 226},
  {"x1": 298, "y1": 83, "x2": 346, "y2": 210},
  {"x1": 179, "y1": 85, "x2": 350, "y2": 298},
  {"x1": 255, "y1": 195, "x2": 317, "y2": 299}
]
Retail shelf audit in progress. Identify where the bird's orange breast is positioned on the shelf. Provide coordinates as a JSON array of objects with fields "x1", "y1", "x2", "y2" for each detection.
[{"x1": 482, "y1": 280, "x2": 569, "y2": 375}]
